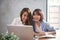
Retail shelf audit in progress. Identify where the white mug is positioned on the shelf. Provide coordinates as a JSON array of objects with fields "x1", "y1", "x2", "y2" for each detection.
[{"x1": 56, "y1": 30, "x2": 60, "y2": 40}]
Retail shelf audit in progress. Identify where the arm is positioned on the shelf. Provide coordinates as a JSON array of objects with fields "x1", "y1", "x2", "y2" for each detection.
[{"x1": 46, "y1": 23, "x2": 56, "y2": 35}]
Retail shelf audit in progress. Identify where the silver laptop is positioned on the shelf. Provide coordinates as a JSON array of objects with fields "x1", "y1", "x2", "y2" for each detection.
[{"x1": 7, "y1": 25, "x2": 33, "y2": 40}]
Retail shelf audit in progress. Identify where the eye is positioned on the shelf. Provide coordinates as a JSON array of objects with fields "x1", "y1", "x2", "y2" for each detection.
[
  {"x1": 24, "y1": 15, "x2": 26, "y2": 16},
  {"x1": 24, "y1": 14, "x2": 28, "y2": 17}
]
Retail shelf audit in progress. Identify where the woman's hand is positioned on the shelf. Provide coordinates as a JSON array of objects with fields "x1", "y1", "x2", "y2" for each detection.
[
  {"x1": 47, "y1": 32, "x2": 56, "y2": 35},
  {"x1": 39, "y1": 31, "x2": 45, "y2": 36},
  {"x1": 34, "y1": 31, "x2": 45, "y2": 36}
]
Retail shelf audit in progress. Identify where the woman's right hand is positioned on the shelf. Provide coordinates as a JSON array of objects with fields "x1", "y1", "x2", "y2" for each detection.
[
  {"x1": 34, "y1": 31, "x2": 45, "y2": 36},
  {"x1": 39, "y1": 31, "x2": 45, "y2": 36}
]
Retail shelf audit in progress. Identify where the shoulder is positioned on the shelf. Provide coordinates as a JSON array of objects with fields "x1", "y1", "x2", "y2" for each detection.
[
  {"x1": 13, "y1": 17, "x2": 21, "y2": 22},
  {"x1": 41, "y1": 20, "x2": 50, "y2": 26},
  {"x1": 11, "y1": 17, "x2": 22, "y2": 25},
  {"x1": 14, "y1": 17, "x2": 20, "y2": 21}
]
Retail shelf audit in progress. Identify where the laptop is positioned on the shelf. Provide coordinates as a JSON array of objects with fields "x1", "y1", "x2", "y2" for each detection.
[{"x1": 7, "y1": 25, "x2": 34, "y2": 40}]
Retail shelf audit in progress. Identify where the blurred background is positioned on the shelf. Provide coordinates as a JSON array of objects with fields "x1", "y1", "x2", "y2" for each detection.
[
  {"x1": 0, "y1": 0, "x2": 60, "y2": 34},
  {"x1": 0, "y1": 0, "x2": 46, "y2": 33}
]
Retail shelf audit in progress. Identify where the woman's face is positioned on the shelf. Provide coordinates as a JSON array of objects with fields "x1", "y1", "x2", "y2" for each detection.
[
  {"x1": 22, "y1": 12, "x2": 28, "y2": 22},
  {"x1": 33, "y1": 12, "x2": 40, "y2": 22}
]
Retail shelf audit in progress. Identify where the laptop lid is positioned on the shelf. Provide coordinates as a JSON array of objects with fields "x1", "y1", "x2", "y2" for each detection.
[{"x1": 7, "y1": 25, "x2": 33, "y2": 40}]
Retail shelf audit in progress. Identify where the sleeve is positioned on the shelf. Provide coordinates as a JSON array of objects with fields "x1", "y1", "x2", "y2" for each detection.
[
  {"x1": 11, "y1": 17, "x2": 22, "y2": 25},
  {"x1": 46, "y1": 23, "x2": 55, "y2": 32},
  {"x1": 11, "y1": 18, "x2": 17, "y2": 25}
]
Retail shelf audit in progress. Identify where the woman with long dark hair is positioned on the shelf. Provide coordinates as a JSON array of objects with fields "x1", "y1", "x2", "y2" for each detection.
[{"x1": 11, "y1": 8, "x2": 32, "y2": 25}]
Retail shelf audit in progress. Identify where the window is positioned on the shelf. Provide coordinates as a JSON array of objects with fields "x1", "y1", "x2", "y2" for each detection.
[{"x1": 47, "y1": 0, "x2": 60, "y2": 28}]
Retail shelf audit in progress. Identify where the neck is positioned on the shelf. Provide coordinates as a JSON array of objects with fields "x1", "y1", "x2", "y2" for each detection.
[{"x1": 36, "y1": 21, "x2": 40, "y2": 27}]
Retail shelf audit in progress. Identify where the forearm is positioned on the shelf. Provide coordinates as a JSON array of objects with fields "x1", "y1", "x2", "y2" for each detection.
[
  {"x1": 34, "y1": 31, "x2": 45, "y2": 36},
  {"x1": 46, "y1": 31, "x2": 56, "y2": 35}
]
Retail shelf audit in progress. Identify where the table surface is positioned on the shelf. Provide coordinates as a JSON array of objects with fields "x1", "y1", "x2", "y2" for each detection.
[
  {"x1": 37, "y1": 30, "x2": 60, "y2": 40},
  {"x1": 34, "y1": 35, "x2": 56, "y2": 40}
]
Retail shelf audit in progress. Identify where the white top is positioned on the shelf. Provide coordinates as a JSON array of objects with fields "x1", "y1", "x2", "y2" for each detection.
[
  {"x1": 11, "y1": 17, "x2": 24, "y2": 26},
  {"x1": 35, "y1": 25, "x2": 42, "y2": 33}
]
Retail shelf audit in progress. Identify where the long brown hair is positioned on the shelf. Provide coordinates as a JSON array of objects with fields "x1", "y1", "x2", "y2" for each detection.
[{"x1": 20, "y1": 8, "x2": 32, "y2": 25}]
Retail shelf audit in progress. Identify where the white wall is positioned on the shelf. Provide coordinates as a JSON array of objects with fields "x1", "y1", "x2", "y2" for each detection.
[{"x1": 0, "y1": 0, "x2": 46, "y2": 33}]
